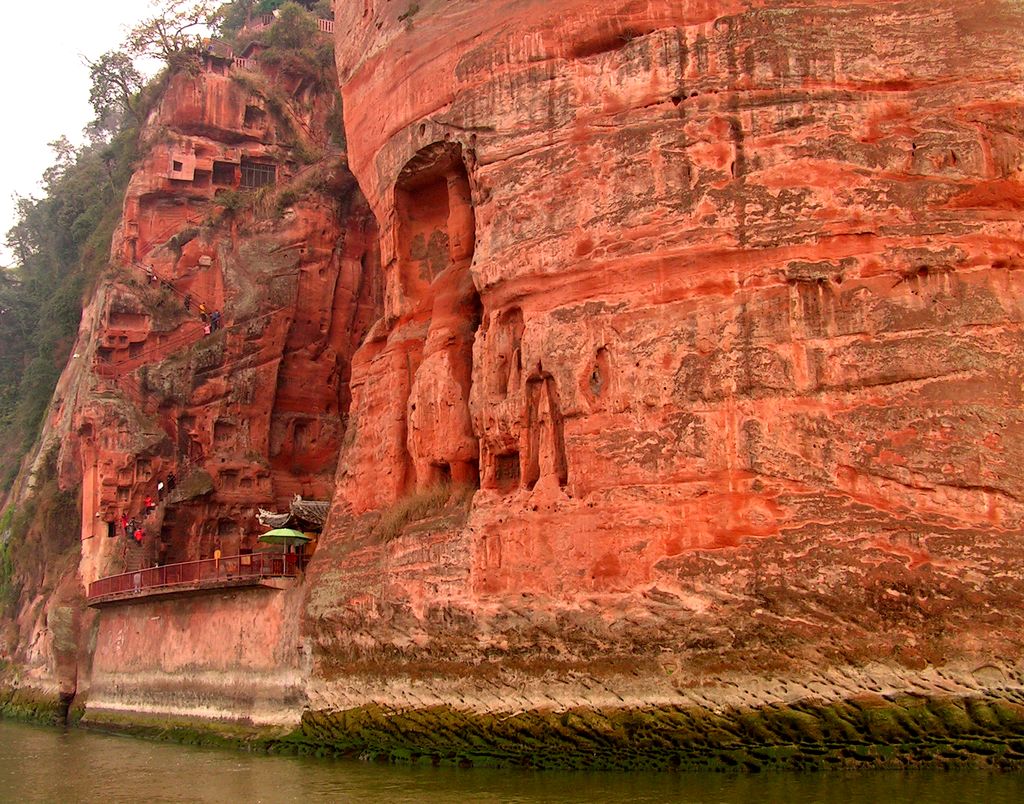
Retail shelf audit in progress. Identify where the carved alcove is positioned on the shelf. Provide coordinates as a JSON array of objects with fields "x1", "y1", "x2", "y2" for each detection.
[{"x1": 393, "y1": 141, "x2": 482, "y2": 491}]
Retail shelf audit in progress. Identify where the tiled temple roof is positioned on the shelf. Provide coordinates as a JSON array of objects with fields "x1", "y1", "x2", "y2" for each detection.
[{"x1": 257, "y1": 495, "x2": 330, "y2": 530}]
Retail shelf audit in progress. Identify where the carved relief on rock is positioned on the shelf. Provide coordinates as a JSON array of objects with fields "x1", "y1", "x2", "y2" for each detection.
[{"x1": 339, "y1": 142, "x2": 482, "y2": 506}]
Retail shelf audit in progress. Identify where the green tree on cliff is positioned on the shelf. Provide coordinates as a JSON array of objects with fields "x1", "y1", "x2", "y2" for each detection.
[
  {"x1": 255, "y1": 0, "x2": 324, "y2": 14},
  {"x1": 126, "y1": 0, "x2": 223, "y2": 67},
  {"x1": 265, "y1": 2, "x2": 318, "y2": 50},
  {"x1": 253, "y1": 2, "x2": 334, "y2": 90},
  {"x1": 217, "y1": 0, "x2": 256, "y2": 36},
  {"x1": 84, "y1": 1, "x2": 224, "y2": 133},
  {"x1": 0, "y1": 133, "x2": 137, "y2": 494},
  {"x1": 218, "y1": 0, "x2": 330, "y2": 40},
  {"x1": 84, "y1": 52, "x2": 145, "y2": 134}
]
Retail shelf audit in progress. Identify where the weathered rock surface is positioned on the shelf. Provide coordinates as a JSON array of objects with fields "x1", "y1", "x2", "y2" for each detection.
[
  {"x1": 4, "y1": 34, "x2": 382, "y2": 716},
  {"x1": 296, "y1": 0, "x2": 1024, "y2": 765},
  {"x1": 6, "y1": 0, "x2": 1024, "y2": 770},
  {"x1": 68, "y1": 58, "x2": 380, "y2": 587}
]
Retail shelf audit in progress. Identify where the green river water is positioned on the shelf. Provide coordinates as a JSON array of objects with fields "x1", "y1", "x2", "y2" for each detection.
[{"x1": 0, "y1": 719, "x2": 1022, "y2": 803}]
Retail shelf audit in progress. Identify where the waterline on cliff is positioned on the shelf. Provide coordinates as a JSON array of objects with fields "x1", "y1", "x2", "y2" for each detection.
[{"x1": 2, "y1": 719, "x2": 1024, "y2": 804}]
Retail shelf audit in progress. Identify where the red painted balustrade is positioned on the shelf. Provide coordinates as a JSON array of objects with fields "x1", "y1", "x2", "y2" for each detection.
[{"x1": 87, "y1": 552, "x2": 303, "y2": 601}]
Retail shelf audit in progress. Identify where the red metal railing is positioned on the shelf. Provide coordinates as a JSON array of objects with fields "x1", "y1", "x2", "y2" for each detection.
[{"x1": 87, "y1": 552, "x2": 303, "y2": 601}]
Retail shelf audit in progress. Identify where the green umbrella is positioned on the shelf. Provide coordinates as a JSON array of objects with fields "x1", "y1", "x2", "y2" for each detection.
[
  {"x1": 259, "y1": 528, "x2": 312, "y2": 544},
  {"x1": 259, "y1": 527, "x2": 312, "y2": 569}
]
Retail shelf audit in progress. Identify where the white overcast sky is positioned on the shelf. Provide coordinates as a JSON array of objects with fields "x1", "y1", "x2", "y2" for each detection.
[{"x1": 0, "y1": 2, "x2": 166, "y2": 264}]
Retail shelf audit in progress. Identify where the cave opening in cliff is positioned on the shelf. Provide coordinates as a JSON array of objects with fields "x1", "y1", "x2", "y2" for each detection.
[
  {"x1": 213, "y1": 419, "x2": 236, "y2": 446},
  {"x1": 495, "y1": 452, "x2": 521, "y2": 492},
  {"x1": 490, "y1": 307, "x2": 524, "y2": 398},
  {"x1": 395, "y1": 142, "x2": 476, "y2": 287},
  {"x1": 293, "y1": 419, "x2": 310, "y2": 453},
  {"x1": 243, "y1": 104, "x2": 267, "y2": 129},
  {"x1": 589, "y1": 347, "x2": 611, "y2": 398},
  {"x1": 212, "y1": 161, "x2": 236, "y2": 186},
  {"x1": 395, "y1": 141, "x2": 481, "y2": 493}
]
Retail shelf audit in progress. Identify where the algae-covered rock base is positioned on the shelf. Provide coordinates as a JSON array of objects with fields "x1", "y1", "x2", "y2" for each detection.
[
  {"x1": 293, "y1": 696, "x2": 1024, "y2": 771},
  {"x1": 0, "y1": 683, "x2": 69, "y2": 727},
  {"x1": 8, "y1": 680, "x2": 1024, "y2": 771},
  {"x1": 75, "y1": 709, "x2": 292, "y2": 753}
]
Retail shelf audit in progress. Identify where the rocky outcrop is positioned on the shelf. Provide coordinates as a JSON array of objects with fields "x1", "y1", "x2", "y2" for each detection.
[
  {"x1": 295, "y1": 0, "x2": 1024, "y2": 766},
  {"x1": 3, "y1": 29, "x2": 381, "y2": 714},
  {"x1": 68, "y1": 55, "x2": 381, "y2": 588}
]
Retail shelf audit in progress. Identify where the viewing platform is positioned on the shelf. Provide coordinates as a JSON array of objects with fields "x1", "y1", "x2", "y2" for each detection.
[{"x1": 87, "y1": 553, "x2": 304, "y2": 607}]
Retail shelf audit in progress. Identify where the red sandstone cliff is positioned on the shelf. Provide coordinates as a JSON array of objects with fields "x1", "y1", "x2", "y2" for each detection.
[
  {"x1": 68, "y1": 54, "x2": 381, "y2": 587},
  {"x1": 6, "y1": 0, "x2": 1024, "y2": 767},
  {"x1": 3, "y1": 30, "x2": 381, "y2": 701},
  {"x1": 301, "y1": 0, "x2": 1024, "y2": 721}
]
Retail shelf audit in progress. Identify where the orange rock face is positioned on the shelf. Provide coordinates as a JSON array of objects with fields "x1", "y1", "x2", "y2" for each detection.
[
  {"x1": 310, "y1": 0, "x2": 1024, "y2": 696},
  {"x1": 11, "y1": 1, "x2": 1024, "y2": 762},
  {"x1": 64, "y1": 58, "x2": 381, "y2": 585}
]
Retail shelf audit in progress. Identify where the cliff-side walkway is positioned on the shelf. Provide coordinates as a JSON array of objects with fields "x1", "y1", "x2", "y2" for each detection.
[{"x1": 87, "y1": 553, "x2": 303, "y2": 606}]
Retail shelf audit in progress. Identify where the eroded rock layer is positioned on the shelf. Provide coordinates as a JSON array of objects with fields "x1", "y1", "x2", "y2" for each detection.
[
  {"x1": 68, "y1": 60, "x2": 381, "y2": 587},
  {"x1": 5, "y1": 35, "x2": 382, "y2": 712},
  {"x1": 299, "y1": 0, "x2": 1024, "y2": 764}
]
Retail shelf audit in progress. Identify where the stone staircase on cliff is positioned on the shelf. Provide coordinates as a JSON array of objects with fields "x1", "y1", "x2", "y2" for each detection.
[
  {"x1": 123, "y1": 540, "x2": 147, "y2": 574},
  {"x1": 94, "y1": 252, "x2": 304, "y2": 570},
  {"x1": 120, "y1": 499, "x2": 167, "y2": 574}
]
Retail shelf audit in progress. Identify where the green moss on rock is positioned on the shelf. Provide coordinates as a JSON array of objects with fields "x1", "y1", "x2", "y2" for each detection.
[
  {"x1": 78, "y1": 709, "x2": 296, "y2": 751},
  {"x1": 0, "y1": 685, "x2": 66, "y2": 726},
  {"x1": 11, "y1": 690, "x2": 1024, "y2": 772},
  {"x1": 285, "y1": 694, "x2": 1024, "y2": 771}
]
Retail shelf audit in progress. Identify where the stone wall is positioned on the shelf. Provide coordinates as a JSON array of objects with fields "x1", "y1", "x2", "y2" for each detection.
[{"x1": 83, "y1": 585, "x2": 306, "y2": 731}]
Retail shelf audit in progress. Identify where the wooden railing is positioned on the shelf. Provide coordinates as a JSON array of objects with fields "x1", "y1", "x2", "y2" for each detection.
[{"x1": 87, "y1": 552, "x2": 303, "y2": 602}]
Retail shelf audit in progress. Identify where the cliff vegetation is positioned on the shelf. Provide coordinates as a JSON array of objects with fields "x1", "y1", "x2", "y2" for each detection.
[{"x1": 0, "y1": 132, "x2": 138, "y2": 498}]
